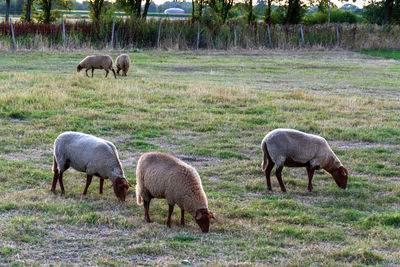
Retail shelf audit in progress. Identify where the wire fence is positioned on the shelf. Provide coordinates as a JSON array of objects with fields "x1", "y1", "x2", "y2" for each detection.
[{"x1": 1, "y1": 20, "x2": 400, "y2": 50}]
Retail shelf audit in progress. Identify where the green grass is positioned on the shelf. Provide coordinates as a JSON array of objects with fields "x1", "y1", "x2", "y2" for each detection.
[
  {"x1": 0, "y1": 50, "x2": 399, "y2": 265},
  {"x1": 360, "y1": 49, "x2": 400, "y2": 60}
]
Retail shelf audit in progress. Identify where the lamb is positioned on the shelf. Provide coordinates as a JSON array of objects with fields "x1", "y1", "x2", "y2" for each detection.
[
  {"x1": 51, "y1": 131, "x2": 132, "y2": 201},
  {"x1": 76, "y1": 55, "x2": 116, "y2": 78},
  {"x1": 135, "y1": 152, "x2": 215, "y2": 233},
  {"x1": 116, "y1": 54, "x2": 130, "y2": 76},
  {"x1": 261, "y1": 128, "x2": 348, "y2": 192}
]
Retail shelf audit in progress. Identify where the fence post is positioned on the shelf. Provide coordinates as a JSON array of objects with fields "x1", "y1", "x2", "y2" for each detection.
[
  {"x1": 10, "y1": 17, "x2": 16, "y2": 50},
  {"x1": 196, "y1": 21, "x2": 200, "y2": 49},
  {"x1": 266, "y1": 24, "x2": 272, "y2": 48},
  {"x1": 62, "y1": 19, "x2": 66, "y2": 46},
  {"x1": 110, "y1": 19, "x2": 115, "y2": 48},
  {"x1": 336, "y1": 24, "x2": 339, "y2": 45},
  {"x1": 234, "y1": 23, "x2": 237, "y2": 47},
  {"x1": 368, "y1": 24, "x2": 370, "y2": 38},
  {"x1": 157, "y1": 19, "x2": 162, "y2": 48},
  {"x1": 300, "y1": 24, "x2": 305, "y2": 47}
]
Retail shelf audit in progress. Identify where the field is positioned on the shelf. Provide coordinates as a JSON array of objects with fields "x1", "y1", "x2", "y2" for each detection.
[{"x1": 0, "y1": 50, "x2": 399, "y2": 265}]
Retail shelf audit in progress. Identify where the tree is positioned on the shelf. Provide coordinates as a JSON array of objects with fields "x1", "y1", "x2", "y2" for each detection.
[
  {"x1": 384, "y1": 0, "x2": 393, "y2": 24},
  {"x1": 244, "y1": 0, "x2": 255, "y2": 23},
  {"x1": 208, "y1": 0, "x2": 235, "y2": 23},
  {"x1": 24, "y1": 0, "x2": 34, "y2": 22},
  {"x1": 36, "y1": 0, "x2": 73, "y2": 23},
  {"x1": 88, "y1": 0, "x2": 105, "y2": 21},
  {"x1": 5, "y1": 0, "x2": 10, "y2": 22},
  {"x1": 142, "y1": 0, "x2": 151, "y2": 18},
  {"x1": 285, "y1": 0, "x2": 304, "y2": 23},
  {"x1": 264, "y1": 0, "x2": 273, "y2": 24},
  {"x1": 116, "y1": 0, "x2": 140, "y2": 19}
]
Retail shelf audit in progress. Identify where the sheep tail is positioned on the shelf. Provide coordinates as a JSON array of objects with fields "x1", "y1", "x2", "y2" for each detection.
[
  {"x1": 135, "y1": 167, "x2": 143, "y2": 205},
  {"x1": 261, "y1": 141, "x2": 269, "y2": 171}
]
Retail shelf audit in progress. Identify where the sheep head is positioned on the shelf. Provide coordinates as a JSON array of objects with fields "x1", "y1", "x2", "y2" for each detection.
[
  {"x1": 76, "y1": 64, "x2": 83, "y2": 72},
  {"x1": 331, "y1": 166, "x2": 348, "y2": 189},
  {"x1": 195, "y1": 208, "x2": 215, "y2": 233},
  {"x1": 112, "y1": 178, "x2": 132, "y2": 201}
]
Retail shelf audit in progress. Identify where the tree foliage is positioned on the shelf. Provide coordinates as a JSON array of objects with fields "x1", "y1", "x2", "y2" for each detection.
[
  {"x1": 36, "y1": 0, "x2": 74, "y2": 23},
  {"x1": 208, "y1": 0, "x2": 235, "y2": 23}
]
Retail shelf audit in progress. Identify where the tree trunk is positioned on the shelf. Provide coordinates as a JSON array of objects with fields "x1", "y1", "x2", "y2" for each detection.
[
  {"x1": 25, "y1": 0, "x2": 33, "y2": 22},
  {"x1": 191, "y1": 0, "x2": 195, "y2": 23},
  {"x1": 247, "y1": 0, "x2": 253, "y2": 24},
  {"x1": 44, "y1": 0, "x2": 53, "y2": 23},
  {"x1": 135, "y1": 0, "x2": 141, "y2": 18},
  {"x1": 6, "y1": 0, "x2": 10, "y2": 22},
  {"x1": 384, "y1": 0, "x2": 393, "y2": 25},
  {"x1": 142, "y1": 0, "x2": 150, "y2": 19},
  {"x1": 267, "y1": 0, "x2": 271, "y2": 24}
]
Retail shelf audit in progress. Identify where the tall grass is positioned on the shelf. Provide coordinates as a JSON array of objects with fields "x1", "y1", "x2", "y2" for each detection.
[{"x1": 1, "y1": 20, "x2": 400, "y2": 50}]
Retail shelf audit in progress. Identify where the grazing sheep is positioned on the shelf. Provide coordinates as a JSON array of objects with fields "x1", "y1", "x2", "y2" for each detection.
[
  {"x1": 52, "y1": 131, "x2": 132, "y2": 201},
  {"x1": 261, "y1": 128, "x2": 348, "y2": 192},
  {"x1": 76, "y1": 55, "x2": 116, "y2": 78},
  {"x1": 136, "y1": 152, "x2": 215, "y2": 232},
  {"x1": 116, "y1": 54, "x2": 130, "y2": 76}
]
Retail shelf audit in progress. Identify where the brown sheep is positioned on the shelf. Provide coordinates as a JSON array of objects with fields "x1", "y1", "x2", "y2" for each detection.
[
  {"x1": 261, "y1": 128, "x2": 348, "y2": 192},
  {"x1": 116, "y1": 54, "x2": 130, "y2": 76},
  {"x1": 76, "y1": 55, "x2": 116, "y2": 78},
  {"x1": 136, "y1": 152, "x2": 215, "y2": 232}
]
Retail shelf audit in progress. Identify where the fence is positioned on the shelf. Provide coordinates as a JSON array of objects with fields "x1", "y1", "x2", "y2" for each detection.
[{"x1": 1, "y1": 19, "x2": 400, "y2": 50}]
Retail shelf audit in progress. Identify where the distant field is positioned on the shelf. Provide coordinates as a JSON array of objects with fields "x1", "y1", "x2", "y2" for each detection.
[
  {"x1": 0, "y1": 50, "x2": 399, "y2": 265},
  {"x1": 361, "y1": 49, "x2": 400, "y2": 60}
]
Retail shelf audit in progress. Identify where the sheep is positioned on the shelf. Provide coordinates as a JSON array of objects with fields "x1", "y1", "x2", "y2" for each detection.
[
  {"x1": 51, "y1": 131, "x2": 132, "y2": 201},
  {"x1": 76, "y1": 55, "x2": 116, "y2": 78},
  {"x1": 136, "y1": 152, "x2": 215, "y2": 232},
  {"x1": 261, "y1": 128, "x2": 348, "y2": 192},
  {"x1": 116, "y1": 54, "x2": 130, "y2": 76}
]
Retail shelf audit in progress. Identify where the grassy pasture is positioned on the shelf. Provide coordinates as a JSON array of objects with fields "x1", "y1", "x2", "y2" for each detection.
[{"x1": 0, "y1": 50, "x2": 399, "y2": 265}]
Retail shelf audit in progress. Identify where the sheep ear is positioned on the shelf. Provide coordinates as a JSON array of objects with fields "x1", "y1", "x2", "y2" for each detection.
[
  {"x1": 195, "y1": 210, "x2": 202, "y2": 220},
  {"x1": 340, "y1": 166, "x2": 348, "y2": 176}
]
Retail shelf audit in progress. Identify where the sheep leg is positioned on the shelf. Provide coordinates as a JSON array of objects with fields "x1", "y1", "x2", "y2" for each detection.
[
  {"x1": 144, "y1": 199, "x2": 152, "y2": 223},
  {"x1": 105, "y1": 69, "x2": 109, "y2": 77},
  {"x1": 91, "y1": 68, "x2": 94, "y2": 77},
  {"x1": 59, "y1": 171, "x2": 65, "y2": 195},
  {"x1": 111, "y1": 68, "x2": 116, "y2": 79},
  {"x1": 51, "y1": 157, "x2": 58, "y2": 193},
  {"x1": 85, "y1": 69, "x2": 89, "y2": 77},
  {"x1": 116, "y1": 67, "x2": 121, "y2": 75},
  {"x1": 265, "y1": 161, "x2": 275, "y2": 191},
  {"x1": 99, "y1": 178, "x2": 104, "y2": 194},
  {"x1": 51, "y1": 172, "x2": 58, "y2": 193},
  {"x1": 166, "y1": 204, "x2": 174, "y2": 228},
  {"x1": 306, "y1": 167, "x2": 315, "y2": 192},
  {"x1": 181, "y1": 209, "x2": 185, "y2": 226},
  {"x1": 82, "y1": 175, "x2": 92, "y2": 196},
  {"x1": 275, "y1": 166, "x2": 287, "y2": 192}
]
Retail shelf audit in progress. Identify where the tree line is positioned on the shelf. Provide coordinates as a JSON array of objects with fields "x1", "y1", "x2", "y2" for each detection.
[{"x1": 0, "y1": 0, "x2": 399, "y2": 25}]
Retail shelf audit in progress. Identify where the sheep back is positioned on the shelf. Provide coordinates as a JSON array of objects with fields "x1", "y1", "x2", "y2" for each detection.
[
  {"x1": 136, "y1": 152, "x2": 208, "y2": 217},
  {"x1": 78, "y1": 55, "x2": 114, "y2": 70},
  {"x1": 116, "y1": 54, "x2": 130, "y2": 75}
]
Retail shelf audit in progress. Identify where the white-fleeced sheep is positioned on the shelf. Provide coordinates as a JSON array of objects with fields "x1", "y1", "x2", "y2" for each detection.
[
  {"x1": 261, "y1": 128, "x2": 348, "y2": 192},
  {"x1": 76, "y1": 55, "x2": 116, "y2": 78},
  {"x1": 136, "y1": 152, "x2": 215, "y2": 232},
  {"x1": 52, "y1": 131, "x2": 132, "y2": 200},
  {"x1": 116, "y1": 54, "x2": 130, "y2": 76}
]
